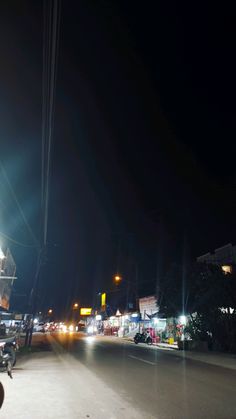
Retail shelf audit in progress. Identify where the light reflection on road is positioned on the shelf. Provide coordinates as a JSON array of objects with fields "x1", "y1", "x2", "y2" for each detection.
[{"x1": 85, "y1": 336, "x2": 95, "y2": 344}]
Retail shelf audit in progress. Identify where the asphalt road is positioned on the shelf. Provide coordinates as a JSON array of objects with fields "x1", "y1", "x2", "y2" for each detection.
[
  {"x1": 51, "y1": 333, "x2": 236, "y2": 419},
  {"x1": 1, "y1": 333, "x2": 236, "y2": 419}
]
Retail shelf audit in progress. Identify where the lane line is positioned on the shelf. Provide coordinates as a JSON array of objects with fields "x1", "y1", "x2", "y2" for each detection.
[{"x1": 128, "y1": 355, "x2": 156, "y2": 365}]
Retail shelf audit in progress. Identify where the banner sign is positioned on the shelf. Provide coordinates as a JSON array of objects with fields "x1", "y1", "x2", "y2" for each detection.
[{"x1": 139, "y1": 296, "x2": 158, "y2": 320}]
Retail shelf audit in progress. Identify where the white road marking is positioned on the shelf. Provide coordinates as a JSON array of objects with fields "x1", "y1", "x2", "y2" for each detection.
[{"x1": 128, "y1": 355, "x2": 156, "y2": 365}]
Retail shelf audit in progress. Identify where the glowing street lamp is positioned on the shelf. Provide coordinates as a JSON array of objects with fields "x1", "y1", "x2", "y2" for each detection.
[
  {"x1": 73, "y1": 302, "x2": 79, "y2": 309},
  {"x1": 114, "y1": 275, "x2": 122, "y2": 284},
  {"x1": 0, "y1": 248, "x2": 5, "y2": 260},
  {"x1": 48, "y1": 309, "x2": 53, "y2": 315}
]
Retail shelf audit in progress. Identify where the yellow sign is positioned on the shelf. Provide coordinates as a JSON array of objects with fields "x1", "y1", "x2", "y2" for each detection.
[
  {"x1": 101, "y1": 293, "x2": 106, "y2": 311},
  {"x1": 80, "y1": 307, "x2": 92, "y2": 316}
]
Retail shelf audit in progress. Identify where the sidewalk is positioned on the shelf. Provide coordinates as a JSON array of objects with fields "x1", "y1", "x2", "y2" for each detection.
[
  {"x1": 122, "y1": 336, "x2": 236, "y2": 370},
  {"x1": 123, "y1": 336, "x2": 177, "y2": 349}
]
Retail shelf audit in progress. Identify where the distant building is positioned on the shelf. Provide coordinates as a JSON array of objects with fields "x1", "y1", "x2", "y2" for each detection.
[{"x1": 197, "y1": 243, "x2": 236, "y2": 274}]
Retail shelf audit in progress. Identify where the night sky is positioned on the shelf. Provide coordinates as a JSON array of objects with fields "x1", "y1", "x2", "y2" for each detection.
[{"x1": 0, "y1": 1, "x2": 236, "y2": 314}]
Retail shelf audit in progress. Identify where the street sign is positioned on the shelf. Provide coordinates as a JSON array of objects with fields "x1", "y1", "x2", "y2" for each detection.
[
  {"x1": 14, "y1": 314, "x2": 23, "y2": 320},
  {"x1": 80, "y1": 307, "x2": 92, "y2": 316}
]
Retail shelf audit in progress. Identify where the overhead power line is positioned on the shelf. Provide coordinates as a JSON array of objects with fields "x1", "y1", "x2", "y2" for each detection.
[
  {"x1": 28, "y1": 0, "x2": 61, "y2": 320},
  {"x1": 41, "y1": 0, "x2": 61, "y2": 247}
]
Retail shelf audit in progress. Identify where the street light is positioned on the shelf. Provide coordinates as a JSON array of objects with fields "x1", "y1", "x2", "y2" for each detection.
[
  {"x1": 179, "y1": 315, "x2": 187, "y2": 326},
  {"x1": 48, "y1": 309, "x2": 53, "y2": 314},
  {"x1": 73, "y1": 303, "x2": 79, "y2": 309},
  {"x1": 0, "y1": 248, "x2": 5, "y2": 260},
  {"x1": 114, "y1": 274, "x2": 122, "y2": 284}
]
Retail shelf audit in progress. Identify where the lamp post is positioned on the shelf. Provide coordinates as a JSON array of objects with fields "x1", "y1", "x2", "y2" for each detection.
[{"x1": 113, "y1": 274, "x2": 135, "y2": 313}]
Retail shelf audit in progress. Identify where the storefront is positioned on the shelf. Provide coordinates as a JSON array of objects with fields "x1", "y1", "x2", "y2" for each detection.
[
  {"x1": 103, "y1": 316, "x2": 120, "y2": 335},
  {"x1": 103, "y1": 312, "x2": 141, "y2": 336}
]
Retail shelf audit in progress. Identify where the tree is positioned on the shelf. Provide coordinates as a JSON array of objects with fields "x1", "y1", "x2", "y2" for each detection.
[{"x1": 159, "y1": 261, "x2": 236, "y2": 351}]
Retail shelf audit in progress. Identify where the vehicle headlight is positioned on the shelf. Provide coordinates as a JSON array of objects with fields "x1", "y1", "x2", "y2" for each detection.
[{"x1": 69, "y1": 325, "x2": 74, "y2": 332}]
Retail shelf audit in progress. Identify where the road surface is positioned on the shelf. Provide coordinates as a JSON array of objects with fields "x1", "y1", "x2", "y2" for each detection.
[{"x1": 1, "y1": 333, "x2": 236, "y2": 418}]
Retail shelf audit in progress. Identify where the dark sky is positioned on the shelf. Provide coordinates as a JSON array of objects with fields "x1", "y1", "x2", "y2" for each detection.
[{"x1": 0, "y1": 1, "x2": 236, "y2": 313}]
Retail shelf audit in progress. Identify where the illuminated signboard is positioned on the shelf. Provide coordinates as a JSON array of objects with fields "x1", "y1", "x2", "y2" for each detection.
[
  {"x1": 101, "y1": 293, "x2": 106, "y2": 311},
  {"x1": 80, "y1": 308, "x2": 92, "y2": 316}
]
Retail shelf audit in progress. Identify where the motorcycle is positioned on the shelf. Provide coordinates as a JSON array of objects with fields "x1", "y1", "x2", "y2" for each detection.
[
  {"x1": 0, "y1": 335, "x2": 18, "y2": 379},
  {"x1": 0, "y1": 338, "x2": 16, "y2": 409},
  {"x1": 3, "y1": 335, "x2": 19, "y2": 367},
  {"x1": 134, "y1": 332, "x2": 152, "y2": 345}
]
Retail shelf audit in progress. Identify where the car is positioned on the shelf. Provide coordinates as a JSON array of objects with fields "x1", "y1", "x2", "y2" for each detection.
[{"x1": 33, "y1": 322, "x2": 45, "y2": 333}]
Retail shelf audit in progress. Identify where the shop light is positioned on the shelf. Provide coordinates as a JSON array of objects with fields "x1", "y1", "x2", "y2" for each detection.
[
  {"x1": 87, "y1": 325, "x2": 94, "y2": 334},
  {"x1": 131, "y1": 313, "x2": 138, "y2": 318},
  {"x1": 96, "y1": 315, "x2": 102, "y2": 321},
  {"x1": 179, "y1": 315, "x2": 187, "y2": 325}
]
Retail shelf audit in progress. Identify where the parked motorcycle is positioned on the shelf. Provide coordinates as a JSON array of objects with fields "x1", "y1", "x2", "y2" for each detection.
[
  {"x1": 0, "y1": 339, "x2": 16, "y2": 409},
  {"x1": 3, "y1": 335, "x2": 19, "y2": 367},
  {"x1": 134, "y1": 332, "x2": 152, "y2": 345},
  {"x1": 0, "y1": 336, "x2": 18, "y2": 378}
]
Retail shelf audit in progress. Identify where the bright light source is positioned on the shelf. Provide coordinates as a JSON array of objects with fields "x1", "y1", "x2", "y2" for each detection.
[
  {"x1": 96, "y1": 315, "x2": 102, "y2": 321},
  {"x1": 62, "y1": 325, "x2": 67, "y2": 333},
  {"x1": 131, "y1": 313, "x2": 138, "y2": 318},
  {"x1": 125, "y1": 315, "x2": 129, "y2": 320},
  {"x1": 48, "y1": 309, "x2": 53, "y2": 314},
  {"x1": 114, "y1": 274, "x2": 122, "y2": 284},
  {"x1": 33, "y1": 318, "x2": 38, "y2": 324},
  {"x1": 73, "y1": 303, "x2": 79, "y2": 309},
  {"x1": 87, "y1": 325, "x2": 94, "y2": 334},
  {"x1": 69, "y1": 324, "x2": 74, "y2": 332},
  {"x1": 0, "y1": 248, "x2": 5, "y2": 260},
  {"x1": 179, "y1": 315, "x2": 187, "y2": 325},
  {"x1": 222, "y1": 265, "x2": 232, "y2": 275}
]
